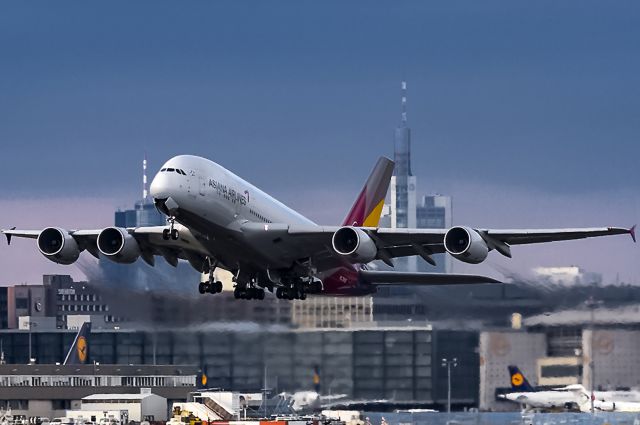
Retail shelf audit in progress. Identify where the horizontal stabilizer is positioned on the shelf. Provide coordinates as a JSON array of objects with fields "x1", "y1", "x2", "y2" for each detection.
[{"x1": 360, "y1": 270, "x2": 500, "y2": 285}]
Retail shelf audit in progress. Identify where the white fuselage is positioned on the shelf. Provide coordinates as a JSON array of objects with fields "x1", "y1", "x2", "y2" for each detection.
[
  {"x1": 502, "y1": 390, "x2": 576, "y2": 409},
  {"x1": 149, "y1": 155, "x2": 318, "y2": 270}
]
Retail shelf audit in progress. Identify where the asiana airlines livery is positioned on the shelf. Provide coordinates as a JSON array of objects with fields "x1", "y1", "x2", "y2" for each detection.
[{"x1": 3, "y1": 155, "x2": 635, "y2": 300}]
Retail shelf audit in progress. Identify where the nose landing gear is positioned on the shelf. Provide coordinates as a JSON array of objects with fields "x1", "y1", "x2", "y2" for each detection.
[{"x1": 162, "y1": 216, "x2": 179, "y2": 241}]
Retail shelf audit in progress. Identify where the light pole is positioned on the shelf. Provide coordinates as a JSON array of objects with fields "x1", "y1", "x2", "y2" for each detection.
[
  {"x1": 441, "y1": 357, "x2": 457, "y2": 413},
  {"x1": 585, "y1": 296, "x2": 602, "y2": 415},
  {"x1": 27, "y1": 321, "x2": 37, "y2": 364}
]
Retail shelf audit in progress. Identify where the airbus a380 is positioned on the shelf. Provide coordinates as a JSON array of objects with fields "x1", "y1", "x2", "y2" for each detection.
[{"x1": 2, "y1": 155, "x2": 635, "y2": 300}]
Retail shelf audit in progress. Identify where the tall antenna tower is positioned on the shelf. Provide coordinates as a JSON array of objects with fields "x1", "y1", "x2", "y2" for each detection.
[
  {"x1": 401, "y1": 80, "x2": 407, "y2": 125},
  {"x1": 142, "y1": 153, "x2": 148, "y2": 204}
]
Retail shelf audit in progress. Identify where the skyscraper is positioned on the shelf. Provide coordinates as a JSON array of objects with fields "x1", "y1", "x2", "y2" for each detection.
[
  {"x1": 416, "y1": 194, "x2": 452, "y2": 273},
  {"x1": 390, "y1": 81, "x2": 417, "y2": 271}
]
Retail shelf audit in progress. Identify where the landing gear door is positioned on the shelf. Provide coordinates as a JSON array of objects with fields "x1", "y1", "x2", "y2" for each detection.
[{"x1": 199, "y1": 175, "x2": 206, "y2": 196}]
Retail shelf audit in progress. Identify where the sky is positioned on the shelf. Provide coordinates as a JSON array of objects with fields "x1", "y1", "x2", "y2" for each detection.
[{"x1": 0, "y1": 1, "x2": 638, "y2": 285}]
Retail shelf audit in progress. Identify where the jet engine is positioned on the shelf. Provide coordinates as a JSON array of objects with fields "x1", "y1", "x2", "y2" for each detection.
[
  {"x1": 332, "y1": 226, "x2": 377, "y2": 263},
  {"x1": 444, "y1": 226, "x2": 489, "y2": 264},
  {"x1": 97, "y1": 227, "x2": 141, "y2": 263},
  {"x1": 37, "y1": 227, "x2": 80, "y2": 265}
]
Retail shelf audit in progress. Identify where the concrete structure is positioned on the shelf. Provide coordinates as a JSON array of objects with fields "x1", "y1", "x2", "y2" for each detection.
[
  {"x1": 0, "y1": 326, "x2": 479, "y2": 409},
  {"x1": 18, "y1": 315, "x2": 56, "y2": 330},
  {"x1": 0, "y1": 287, "x2": 8, "y2": 329},
  {"x1": 7, "y1": 284, "x2": 47, "y2": 329},
  {"x1": 479, "y1": 331, "x2": 547, "y2": 411},
  {"x1": 291, "y1": 296, "x2": 373, "y2": 328},
  {"x1": 0, "y1": 364, "x2": 196, "y2": 419},
  {"x1": 81, "y1": 389, "x2": 168, "y2": 421}
]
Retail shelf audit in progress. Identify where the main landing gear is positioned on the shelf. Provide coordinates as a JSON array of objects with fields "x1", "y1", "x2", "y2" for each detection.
[
  {"x1": 233, "y1": 286, "x2": 265, "y2": 300},
  {"x1": 199, "y1": 258, "x2": 223, "y2": 294},
  {"x1": 162, "y1": 216, "x2": 179, "y2": 240},
  {"x1": 275, "y1": 281, "x2": 306, "y2": 300}
]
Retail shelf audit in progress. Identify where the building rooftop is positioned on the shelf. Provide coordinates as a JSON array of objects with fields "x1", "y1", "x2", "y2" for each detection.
[
  {"x1": 83, "y1": 393, "x2": 158, "y2": 400},
  {"x1": 0, "y1": 364, "x2": 199, "y2": 376}
]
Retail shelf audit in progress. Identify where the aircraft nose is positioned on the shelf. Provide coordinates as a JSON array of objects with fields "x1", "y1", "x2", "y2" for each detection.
[{"x1": 149, "y1": 171, "x2": 170, "y2": 199}]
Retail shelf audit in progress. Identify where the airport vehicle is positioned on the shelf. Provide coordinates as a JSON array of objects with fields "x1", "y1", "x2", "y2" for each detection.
[{"x1": 2, "y1": 155, "x2": 635, "y2": 300}]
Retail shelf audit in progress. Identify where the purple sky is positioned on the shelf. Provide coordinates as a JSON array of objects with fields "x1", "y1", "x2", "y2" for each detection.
[{"x1": 0, "y1": 1, "x2": 638, "y2": 285}]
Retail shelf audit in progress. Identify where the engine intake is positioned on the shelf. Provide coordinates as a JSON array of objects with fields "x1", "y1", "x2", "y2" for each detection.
[
  {"x1": 97, "y1": 227, "x2": 140, "y2": 263},
  {"x1": 332, "y1": 226, "x2": 377, "y2": 263},
  {"x1": 37, "y1": 227, "x2": 80, "y2": 265},
  {"x1": 444, "y1": 226, "x2": 489, "y2": 264}
]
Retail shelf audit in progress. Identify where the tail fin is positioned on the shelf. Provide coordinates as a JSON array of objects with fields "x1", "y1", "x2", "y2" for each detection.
[
  {"x1": 64, "y1": 322, "x2": 91, "y2": 365},
  {"x1": 342, "y1": 157, "x2": 395, "y2": 227},
  {"x1": 508, "y1": 365, "x2": 535, "y2": 392}
]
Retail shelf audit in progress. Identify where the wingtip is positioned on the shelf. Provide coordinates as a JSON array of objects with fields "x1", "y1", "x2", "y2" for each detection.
[
  {"x1": 3, "y1": 226, "x2": 16, "y2": 245},
  {"x1": 630, "y1": 225, "x2": 637, "y2": 243}
]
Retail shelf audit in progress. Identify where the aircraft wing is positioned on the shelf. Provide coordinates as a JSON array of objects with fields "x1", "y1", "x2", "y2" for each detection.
[
  {"x1": 359, "y1": 270, "x2": 500, "y2": 285},
  {"x1": 2, "y1": 225, "x2": 209, "y2": 269},
  {"x1": 284, "y1": 224, "x2": 635, "y2": 266}
]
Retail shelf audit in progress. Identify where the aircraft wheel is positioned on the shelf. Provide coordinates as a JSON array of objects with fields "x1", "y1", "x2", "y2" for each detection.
[
  {"x1": 162, "y1": 229, "x2": 170, "y2": 240},
  {"x1": 276, "y1": 288, "x2": 283, "y2": 299},
  {"x1": 198, "y1": 282, "x2": 207, "y2": 294},
  {"x1": 233, "y1": 288, "x2": 241, "y2": 299},
  {"x1": 257, "y1": 289, "x2": 265, "y2": 300},
  {"x1": 171, "y1": 229, "x2": 179, "y2": 240},
  {"x1": 300, "y1": 291, "x2": 307, "y2": 300},
  {"x1": 215, "y1": 281, "x2": 223, "y2": 293}
]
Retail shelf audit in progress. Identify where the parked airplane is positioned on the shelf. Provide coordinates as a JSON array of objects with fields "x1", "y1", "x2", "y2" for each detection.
[
  {"x1": 563, "y1": 384, "x2": 640, "y2": 413},
  {"x1": 500, "y1": 365, "x2": 640, "y2": 412},
  {"x1": 63, "y1": 322, "x2": 91, "y2": 365},
  {"x1": 499, "y1": 366, "x2": 576, "y2": 411},
  {"x1": 2, "y1": 155, "x2": 635, "y2": 300}
]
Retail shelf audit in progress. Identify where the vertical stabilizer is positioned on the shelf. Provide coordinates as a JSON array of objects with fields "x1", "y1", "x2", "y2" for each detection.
[
  {"x1": 342, "y1": 157, "x2": 395, "y2": 227},
  {"x1": 508, "y1": 365, "x2": 535, "y2": 392},
  {"x1": 64, "y1": 322, "x2": 91, "y2": 365}
]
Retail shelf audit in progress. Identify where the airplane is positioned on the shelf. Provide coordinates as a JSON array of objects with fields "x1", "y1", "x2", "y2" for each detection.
[
  {"x1": 563, "y1": 384, "x2": 640, "y2": 413},
  {"x1": 500, "y1": 365, "x2": 640, "y2": 412},
  {"x1": 64, "y1": 322, "x2": 91, "y2": 365},
  {"x1": 2, "y1": 155, "x2": 635, "y2": 300},
  {"x1": 499, "y1": 366, "x2": 577, "y2": 411}
]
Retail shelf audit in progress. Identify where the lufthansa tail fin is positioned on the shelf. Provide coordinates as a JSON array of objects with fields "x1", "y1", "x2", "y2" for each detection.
[
  {"x1": 508, "y1": 365, "x2": 535, "y2": 392},
  {"x1": 342, "y1": 157, "x2": 395, "y2": 227},
  {"x1": 64, "y1": 322, "x2": 91, "y2": 365}
]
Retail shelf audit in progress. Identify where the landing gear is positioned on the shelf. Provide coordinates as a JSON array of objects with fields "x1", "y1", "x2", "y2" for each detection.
[
  {"x1": 199, "y1": 257, "x2": 222, "y2": 294},
  {"x1": 162, "y1": 216, "x2": 179, "y2": 240},
  {"x1": 276, "y1": 280, "x2": 306, "y2": 300},
  {"x1": 233, "y1": 285, "x2": 265, "y2": 300}
]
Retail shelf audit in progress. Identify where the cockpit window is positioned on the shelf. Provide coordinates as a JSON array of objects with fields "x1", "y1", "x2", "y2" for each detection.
[
  {"x1": 178, "y1": 169, "x2": 186, "y2": 175},
  {"x1": 167, "y1": 168, "x2": 175, "y2": 172},
  {"x1": 160, "y1": 168, "x2": 167, "y2": 172}
]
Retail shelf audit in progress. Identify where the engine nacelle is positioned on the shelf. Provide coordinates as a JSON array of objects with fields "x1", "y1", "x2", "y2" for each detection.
[
  {"x1": 37, "y1": 227, "x2": 80, "y2": 265},
  {"x1": 332, "y1": 226, "x2": 377, "y2": 263},
  {"x1": 97, "y1": 227, "x2": 140, "y2": 263},
  {"x1": 444, "y1": 226, "x2": 489, "y2": 264}
]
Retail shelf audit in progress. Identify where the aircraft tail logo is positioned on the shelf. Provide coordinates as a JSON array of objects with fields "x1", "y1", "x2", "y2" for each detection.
[
  {"x1": 64, "y1": 322, "x2": 91, "y2": 365},
  {"x1": 508, "y1": 365, "x2": 535, "y2": 392},
  {"x1": 342, "y1": 157, "x2": 394, "y2": 227}
]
